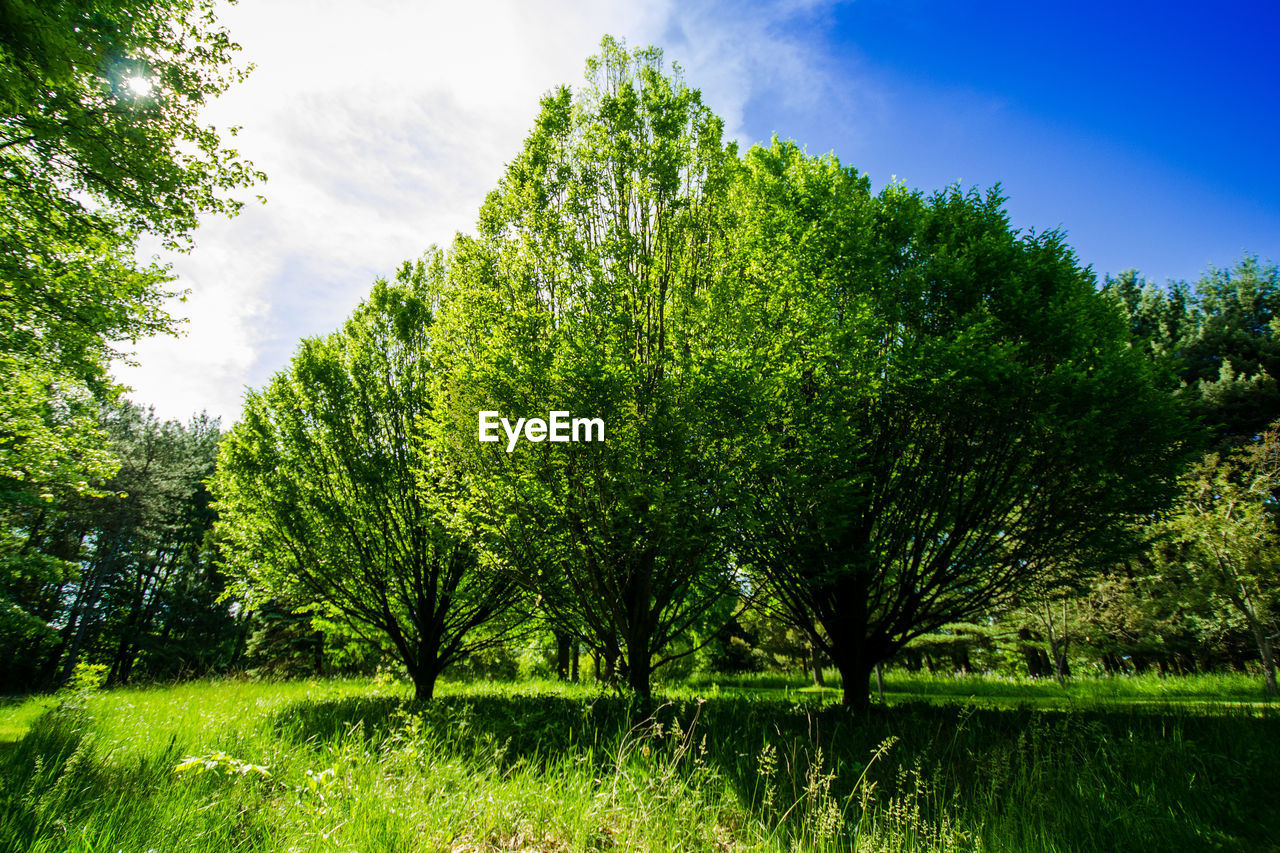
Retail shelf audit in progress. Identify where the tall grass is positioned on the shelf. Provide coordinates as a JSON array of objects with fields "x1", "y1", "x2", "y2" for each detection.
[{"x1": 1, "y1": 675, "x2": 1277, "y2": 851}]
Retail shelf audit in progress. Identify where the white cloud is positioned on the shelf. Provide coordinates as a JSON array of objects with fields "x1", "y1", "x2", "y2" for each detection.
[{"x1": 114, "y1": 0, "x2": 861, "y2": 423}]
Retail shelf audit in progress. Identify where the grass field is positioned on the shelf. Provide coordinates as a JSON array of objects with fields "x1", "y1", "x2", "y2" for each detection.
[
  {"x1": 690, "y1": 670, "x2": 1280, "y2": 709},
  {"x1": 1, "y1": 673, "x2": 1277, "y2": 852}
]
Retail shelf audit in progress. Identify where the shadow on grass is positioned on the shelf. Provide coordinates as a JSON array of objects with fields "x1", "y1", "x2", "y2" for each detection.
[
  {"x1": 269, "y1": 690, "x2": 1280, "y2": 853},
  {"x1": 0, "y1": 708, "x2": 115, "y2": 850},
  {"x1": 881, "y1": 677, "x2": 1280, "y2": 706},
  {"x1": 3, "y1": 687, "x2": 1276, "y2": 852},
  {"x1": 0, "y1": 705, "x2": 272, "y2": 853}
]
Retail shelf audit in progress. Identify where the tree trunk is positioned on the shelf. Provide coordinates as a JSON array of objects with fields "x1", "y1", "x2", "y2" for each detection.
[
  {"x1": 835, "y1": 654, "x2": 874, "y2": 711},
  {"x1": 313, "y1": 630, "x2": 325, "y2": 676},
  {"x1": 1248, "y1": 619, "x2": 1278, "y2": 697},
  {"x1": 571, "y1": 643, "x2": 580, "y2": 682},
  {"x1": 410, "y1": 646, "x2": 439, "y2": 702},
  {"x1": 874, "y1": 663, "x2": 885, "y2": 702},
  {"x1": 811, "y1": 644, "x2": 826, "y2": 687},
  {"x1": 628, "y1": 653, "x2": 653, "y2": 707},
  {"x1": 411, "y1": 658, "x2": 439, "y2": 702},
  {"x1": 1049, "y1": 637, "x2": 1070, "y2": 686},
  {"x1": 108, "y1": 636, "x2": 130, "y2": 686},
  {"x1": 1018, "y1": 628, "x2": 1049, "y2": 677},
  {"x1": 1044, "y1": 601, "x2": 1070, "y2": 686},
  {"x1": 56, "y1": 563, "x2": 112, "y2": 685},
  {"x1": 112, "y1": 642, "x2": 138, "y2": 686},
  {"x1": 555, "y1": 629, "x2": 572, "y2": 681},
  {"x1": 624, "y1": 603, "x2": 654, "y2": 705}
]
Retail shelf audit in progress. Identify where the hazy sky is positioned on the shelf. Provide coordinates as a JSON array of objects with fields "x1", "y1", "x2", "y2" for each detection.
[{"x1": 116, "y1": 0, "x2": 1280, "y2": 424}]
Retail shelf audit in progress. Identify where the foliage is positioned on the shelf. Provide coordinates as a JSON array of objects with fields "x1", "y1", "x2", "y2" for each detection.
[
  {"x1": 241, "y1": 600, "x2": 325, "y2": 679},
  {"x1": 1106, "y1": 255, "x2": 1280, "y2": 444},
  {"x1": 727, "y1": 140, "x2": 1194, "y2": 708},
  {"x1": 0, "y1": 0, "x2": 263, "y2": 492},
  {"x1": 173, "y1": 750, "x2": 271, "y2": 779},
  {"x1": 435, "y1": 37, "x2": 744, "y2": 702},
  {"x1": 0, "y1": 400, "x2": 234, "y2": 691},
  {"x1": 1159, "y1": 425, "x2": 1280, "y2": 694},
  {"x1": 212, "y1": 261, "x2": 529, "y2": 701},
  {"x1": 0, "y1": 355, "x2": 118, "y2": 493}
]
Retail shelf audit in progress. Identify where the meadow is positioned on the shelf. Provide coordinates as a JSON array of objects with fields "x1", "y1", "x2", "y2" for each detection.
[{"x1": 1, "y1": 673, "x2": 1277, "y2": 852}]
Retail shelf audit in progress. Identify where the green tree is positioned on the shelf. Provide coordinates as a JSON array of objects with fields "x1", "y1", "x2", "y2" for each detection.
[
  {"x1": 213, "y1": 262, "x2": 528, "y2": 701},
  {"x1": 1106, "y1": 256, "x2": 1280, "y2": 445},
  {"x1": 729, "y1": 141, "x2": 1193, "y2": 709},
  {"x1": 1099, "y1": 261, "x2": 1280, "y2": 676},
  {"x1": 0, "y1": 0, "x2": 263, "y2": 491},
  {"x1": 91, "y1": 406, "x2": 227, "y2": 685},
  {"x1": 1177, "y1": 257, "x2": 1280, "y2": 444},
  {"x1": 1161, "y1": 426, "x2": 1280, "y2": 695},
  {"x1": 241, "y1": 599, "x2": 325, "y2": 679},
  {"x1": 434, "y1": 37, "x2": 745, "y2": 703},
  {"x1": 1103, "y1": 269, "x2": 1191, "y2": 363},
  {"x1": 0, "y1": 401, "x2": 235, "y2": 689}
]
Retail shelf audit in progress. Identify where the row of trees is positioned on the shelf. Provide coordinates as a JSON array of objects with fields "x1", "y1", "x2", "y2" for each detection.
[
  {"x1": 4, "y1": 6, "x2": 1274, "y2": 703},
  {"x1": 1007, "y1": 407, "x2": 1280, "y2": 694},
  {"x1": 892, "y1": 258, "x2": 1280, "y2": 692},
  {"x1": 211, "y1": 39, "x2": 1204, "y2": 709}
]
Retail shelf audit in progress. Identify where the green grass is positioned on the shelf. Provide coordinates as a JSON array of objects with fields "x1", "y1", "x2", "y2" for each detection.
[
  {"x1": 686, "y1": 669, "x2": 1280, "y2": 710},
  {"x1": 1, "y1": 674, "x2": 1277, "y2": 851},
  {"x1": 0, "y1": 695, "x2": 56, "y2": 744}
]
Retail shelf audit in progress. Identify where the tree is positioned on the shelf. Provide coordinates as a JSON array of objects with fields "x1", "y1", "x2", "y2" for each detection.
[
  {"x1": 1160, "y1": 426, "x2": 1280, "y2": 695},
  {"x1": 1106, "y1": 256, "x2": 1280, "y2": 446},
  {"x1": 0, "y1": 400, "x2": 236, "y2": 689},
  {"x1": 1099, "y1": 260, "x2": 1280, "y2": 677},
  {"x1": 996, "y1": 593, "x2": 1085, "y2": 684},
  {"x1": 729, "y1": 141, "x2": 1193, "y2": 709},
  {"x1": 241, "y1": 599, "x2": 325, "y2": 679},
  {"x1": 87, "y1": 404, "x2": 226, "y2": 685},
  {"x1": 212, "y1": 261, "x2": 528, "y2": 701},
  {"x1": 1176, "y1": 256, "x2": 1280, "y2": 443},
  {"x1": 0, "y1": 0, "x2": 263, "y2": 491},
  {"x1": 1103, "y1": 269, "x2": 1191, "y2": 364},
  {"x1": 434, "y1": 37, "x2": 745, "y2": 703}
]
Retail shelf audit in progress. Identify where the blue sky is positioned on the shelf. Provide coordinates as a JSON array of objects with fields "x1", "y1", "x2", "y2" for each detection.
[
  {"x1": 746, "y1": 0, "x2": 1279, "y2": 286},
  {"x1": 119, "y1": 0, "x2": 1280, "y2": 422}
]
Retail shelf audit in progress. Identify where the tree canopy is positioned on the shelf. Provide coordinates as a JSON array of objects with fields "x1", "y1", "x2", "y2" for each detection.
[
  {"x1": 37, "y1": 34, "x2": 1254, "y2": 707},
  {"x1": 726, "y1": 140, "x2": 1195, "y2": 708},
  {"x1": 0, "y1": 0, "x2": 262, "y2": 492},
  {"x1": 212, "y1": 261, "x2": 528, "y2": 701},
  {"x1": 1158, "y1": 425, "x2": 1280, "y2": 695},
  {"x1": 1106, "y1": 256, "x2": 1280, "y2": 445},
  {"x1": 433, "y1": 37, "x2": 747, "y2": 702},
  {"x1": 0, "y1": 401, "x2": 231, "y2": 690}
]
